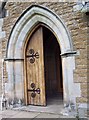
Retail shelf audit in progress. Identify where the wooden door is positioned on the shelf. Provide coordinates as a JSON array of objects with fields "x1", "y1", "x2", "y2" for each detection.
[{"x1": 26, "y1": 27, "x2": 46, "y2": 106}]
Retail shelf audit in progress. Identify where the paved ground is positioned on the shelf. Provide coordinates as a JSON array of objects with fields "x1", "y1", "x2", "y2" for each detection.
[
  {"x1": 0, "y1": 109, "x2": 75, "y2": 119},
  {"x1": 0, "y1": 108, "x2": 89, "y2": 119},
  {"x1": 0, "y1": 96, "x2": 88, "y2": 119}
]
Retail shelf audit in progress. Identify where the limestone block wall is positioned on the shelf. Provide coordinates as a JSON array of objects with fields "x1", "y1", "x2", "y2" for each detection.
[{"x1": 1, "y1": 2, "x2": 88, "y2": 105}]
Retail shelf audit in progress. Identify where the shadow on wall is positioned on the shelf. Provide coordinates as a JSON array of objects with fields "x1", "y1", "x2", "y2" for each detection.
[{"x1": 0, "y1": 2, "x2": 6, "y2": 18}]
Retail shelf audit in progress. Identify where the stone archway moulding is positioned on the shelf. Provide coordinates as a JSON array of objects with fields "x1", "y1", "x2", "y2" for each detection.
[{"x1": 6, "y1": 5, "x2": 81, "y2": 106}]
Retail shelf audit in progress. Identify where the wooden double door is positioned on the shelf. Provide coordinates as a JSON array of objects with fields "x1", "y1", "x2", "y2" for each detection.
[{"x1": 26, "y1": 26, "x2": 63, "y2": 106}]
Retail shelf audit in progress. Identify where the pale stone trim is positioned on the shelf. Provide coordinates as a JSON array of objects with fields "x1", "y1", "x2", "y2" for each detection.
[
  {"x1": 6, "y1": 5, "x2": 81, "y2": 105},
  {"x1": 0, "y1": 19, "x2": 6, "y2": 111},
  {"x1": 7, "y1": 5, "x2": 73, "y2": 58}
]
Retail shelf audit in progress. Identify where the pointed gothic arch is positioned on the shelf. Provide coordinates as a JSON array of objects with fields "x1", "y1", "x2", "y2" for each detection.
[{"x1": 6, "y1": 5, "x2": 81, "y2": 106}]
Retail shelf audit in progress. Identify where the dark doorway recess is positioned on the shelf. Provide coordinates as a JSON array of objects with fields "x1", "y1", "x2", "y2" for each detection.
[{"x1": 43, "y1": 26, "x2": 63, "y2": 105}]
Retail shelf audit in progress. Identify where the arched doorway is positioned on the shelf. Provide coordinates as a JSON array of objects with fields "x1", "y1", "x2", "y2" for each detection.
[
  {"x1": 25, "y1": 25, "x2": 63, "y2": 106},
  {"x1": 6, "y1": 5, "x2": 80, "y2": 107}
]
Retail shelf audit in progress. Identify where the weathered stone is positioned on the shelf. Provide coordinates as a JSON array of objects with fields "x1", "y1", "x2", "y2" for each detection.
[{"x1": 0, "y1": 2, "x2": 88, "y2": 117}]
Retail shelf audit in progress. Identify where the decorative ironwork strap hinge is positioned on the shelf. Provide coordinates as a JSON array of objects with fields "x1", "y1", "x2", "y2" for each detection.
[
  {"x1": 26, "y1": 49, "x2": 39, "y2": 64},
  {"x1": 28, "y1": 83, "x2": 40, "y2": 98}
]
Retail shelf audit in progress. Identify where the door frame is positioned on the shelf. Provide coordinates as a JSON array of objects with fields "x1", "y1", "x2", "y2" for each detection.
[{"x1": 6, "y1": 5, "x2": 81, "y2": 106}]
